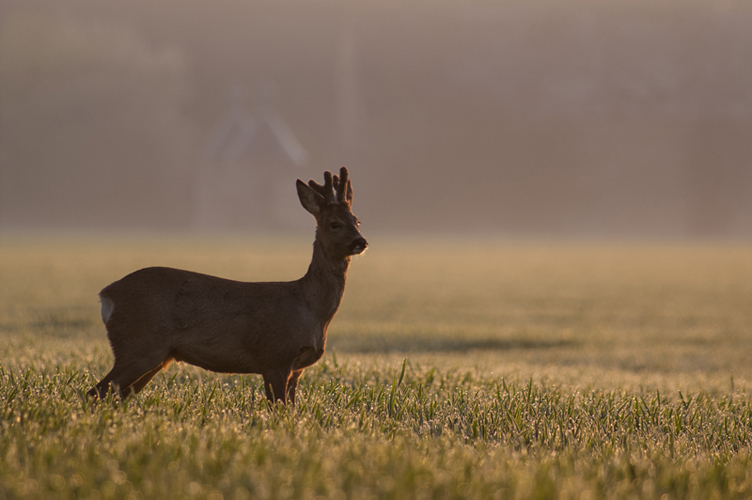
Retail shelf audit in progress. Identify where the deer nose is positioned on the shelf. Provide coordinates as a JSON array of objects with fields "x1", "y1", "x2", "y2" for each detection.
[{"x1": 350, "y1": 237, "x2": 368, "y2": 254}]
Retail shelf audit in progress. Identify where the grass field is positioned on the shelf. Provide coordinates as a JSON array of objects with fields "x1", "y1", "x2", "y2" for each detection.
[{"x1": 2, "y1": 235, "x2": 752, "y2": 499}]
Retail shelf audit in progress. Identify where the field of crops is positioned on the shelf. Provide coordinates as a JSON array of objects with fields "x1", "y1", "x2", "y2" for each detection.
[{"x1": 2, "y1": 235, "x2": 752, "y2": 499}]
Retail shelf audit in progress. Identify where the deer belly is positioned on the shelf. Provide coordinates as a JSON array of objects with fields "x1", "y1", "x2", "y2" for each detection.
[{"x1": 172, "y1": 337, "x2": 262, "y2": 374}]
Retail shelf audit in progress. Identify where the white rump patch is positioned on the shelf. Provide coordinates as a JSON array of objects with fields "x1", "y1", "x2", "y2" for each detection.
[{"x1": 100, "y1": 296, "x2": 114, "y2": 324}]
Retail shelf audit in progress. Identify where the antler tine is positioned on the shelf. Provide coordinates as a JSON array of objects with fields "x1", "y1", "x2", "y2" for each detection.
[
  {"x1": 345, "y1": 179, "x2": 353, "y2": 206},
  {"x1": 323, "y1": 171, "x2": 337, "y2": 203},
  {"x1": 336, "y1": 167, "x2": 350, "y2": 204},
  {"x1": 307, "y1": 171, "x2": 336, "y2": 204},
  {"x1": 307, "y1": 169, "x2": 349, "y2": 206}
]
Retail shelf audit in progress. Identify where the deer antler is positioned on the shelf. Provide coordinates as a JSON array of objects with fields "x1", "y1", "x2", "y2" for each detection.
[
  {"x1": 307, "y1": 171, "x2": 336, "y2": 205},
  {"x1": 332, "y1": 167, "x2": 353, "y2": 206},
  {"x1": 307, "y1": 167, "x2": 352, "y2": 207}
]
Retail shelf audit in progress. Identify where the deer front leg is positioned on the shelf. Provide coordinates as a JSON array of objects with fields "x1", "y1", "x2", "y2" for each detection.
[
  {"x1": 286, "y1": 369, "x2": 304, "y2": 406},
  {"x1": 262, "y1": 369, "x2": 291, "y2": 404}
]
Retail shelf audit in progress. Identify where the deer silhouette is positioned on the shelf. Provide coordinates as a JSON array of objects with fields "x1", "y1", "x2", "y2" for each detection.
[{"x1": 88, "y1": 167, "x2": 367, "y2": 404}]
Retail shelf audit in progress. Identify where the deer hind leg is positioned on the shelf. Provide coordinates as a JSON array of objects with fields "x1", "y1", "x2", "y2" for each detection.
[
  {"x1": 88, "y1": 351, "x2": 169, "y2": 399},
  {"x1": 126, "y1": 359, "x2": 172, "y2": 396},
  {"x1": 108, "y1": 356, "x2": 172, "y2": 397},
  {"x1": 88, "y1": 365, "x2": 127, "y2": 399},
  {"x1": 263, "y1": 368, "x2": 293, "y2": 404}
]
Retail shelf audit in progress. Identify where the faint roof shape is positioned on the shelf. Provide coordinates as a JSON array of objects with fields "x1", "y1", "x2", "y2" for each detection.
[{"x1": 203, "y1": 82, "x2": 308, "y2": 166}]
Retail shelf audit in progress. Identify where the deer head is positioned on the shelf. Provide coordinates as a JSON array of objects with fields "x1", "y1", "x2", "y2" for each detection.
[{"x1": 296, "y1": 166, "x2": 367, "y2": 260}]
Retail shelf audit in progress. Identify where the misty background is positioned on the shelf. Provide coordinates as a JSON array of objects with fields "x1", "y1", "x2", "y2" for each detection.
[{"x1": 1, "y1": 0, "x2": 750, "y2": 238}]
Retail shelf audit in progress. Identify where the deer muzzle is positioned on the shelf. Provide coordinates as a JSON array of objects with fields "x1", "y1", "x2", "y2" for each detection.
[{"x1": 350, "y1": 237, "x2": 368, "y2": 255}]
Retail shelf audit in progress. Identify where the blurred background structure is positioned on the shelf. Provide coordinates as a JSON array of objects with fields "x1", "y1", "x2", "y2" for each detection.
[{"x1": 1, "y1": 0, "x2": 750, "y2": 238}]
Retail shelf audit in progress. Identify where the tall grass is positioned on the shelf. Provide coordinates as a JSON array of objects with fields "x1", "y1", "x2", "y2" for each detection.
[{"x1": 1, "y1": 236, "x2": 751, "y2": 499}]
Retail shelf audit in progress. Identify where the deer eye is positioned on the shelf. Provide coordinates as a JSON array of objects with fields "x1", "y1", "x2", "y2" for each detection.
[{"x1": 329, "y1": 221, "x2": 342, "y2": 230}]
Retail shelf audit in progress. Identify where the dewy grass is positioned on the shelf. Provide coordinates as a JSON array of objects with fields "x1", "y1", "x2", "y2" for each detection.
[
  {"x1": 2, "y1": 360, "x2": 752, "y2": 499},
  {"x1": 1, "y1": 236, "x2": 752, "y2": 499}
]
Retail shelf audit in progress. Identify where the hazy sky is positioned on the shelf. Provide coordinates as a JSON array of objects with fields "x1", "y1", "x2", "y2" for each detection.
[{"x1": 1, "y1": 0, "x2": 750, "y2": 237}]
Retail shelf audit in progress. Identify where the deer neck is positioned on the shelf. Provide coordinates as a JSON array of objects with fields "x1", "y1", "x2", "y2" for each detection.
[{"x1": 301, "y1": 237, "x2": 350, "y2": 324}]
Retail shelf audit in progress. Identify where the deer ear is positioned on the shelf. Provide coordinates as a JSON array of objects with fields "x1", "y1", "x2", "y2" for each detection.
[{"x1": 296, "y1": 180, "x2": 323, "y2": 215}]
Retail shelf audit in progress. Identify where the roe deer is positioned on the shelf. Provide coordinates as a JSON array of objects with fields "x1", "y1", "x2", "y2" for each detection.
[{"x1": 87, "y1": 167, "x2": 367, "y2": 404}]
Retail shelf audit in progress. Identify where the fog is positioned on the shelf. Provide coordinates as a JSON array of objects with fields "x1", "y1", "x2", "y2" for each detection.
[{"x1": 1, "y1": 0, "x2": 751, "y2": 238}]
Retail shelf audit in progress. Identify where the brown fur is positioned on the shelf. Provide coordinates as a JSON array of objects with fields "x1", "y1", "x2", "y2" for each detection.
[{"x1": 87, "y1": 167, "x2": 367, "y2": 404}]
